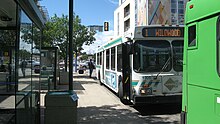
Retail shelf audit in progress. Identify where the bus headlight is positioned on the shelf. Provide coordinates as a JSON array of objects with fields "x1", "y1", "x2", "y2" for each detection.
[
  {"x1": 140, "y1": 88, "x2": 152, "y2": 94},
  {"x1": 140, "y1": 89, "x2": 146, "y2": 94}
]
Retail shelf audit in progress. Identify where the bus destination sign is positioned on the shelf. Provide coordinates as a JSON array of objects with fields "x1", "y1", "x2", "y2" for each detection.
[{"x1": 142, "y1": 27, "x2": 184, "y2": 37}]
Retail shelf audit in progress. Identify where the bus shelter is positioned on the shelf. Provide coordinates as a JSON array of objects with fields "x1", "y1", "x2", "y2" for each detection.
[
  {"x1": 0, "y1": 0, "x2": 45, "y2": 123},
  {"x1": 40, "y1": 47, "x2": 59, "y2": 91}
]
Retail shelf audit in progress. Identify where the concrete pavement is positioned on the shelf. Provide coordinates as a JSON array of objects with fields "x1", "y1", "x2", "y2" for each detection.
[
  {"x1": 66, "y1": 70, "x2": 147, "y2": 124},
  {"x1": 41, "y1": 69, "x2": 180, "y2": 124}
]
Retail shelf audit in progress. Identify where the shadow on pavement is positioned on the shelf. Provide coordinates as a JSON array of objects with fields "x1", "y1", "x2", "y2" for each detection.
[
  {"x1": 133, "y1": 104, "x2": 181, "y2": 116},
  {"x1": 78, "y1": 104, "x2": 178, "y2": 124},
  {"x1": 78, "y1": 104, "x2": 142, "y2": 124}
]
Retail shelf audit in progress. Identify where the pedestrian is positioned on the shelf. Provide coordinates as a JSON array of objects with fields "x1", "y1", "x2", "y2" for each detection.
[
  {"x1": 88, "y1": 59, "x2": 95, "y2": 78},
  {"x1": 20, "y1": 60, "x2": 27, "y2": 78}
]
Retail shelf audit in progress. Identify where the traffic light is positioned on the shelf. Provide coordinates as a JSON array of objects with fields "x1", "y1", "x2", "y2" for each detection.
[{"x1": 104, "y1": 22, "x2": 109, "y2": 31}]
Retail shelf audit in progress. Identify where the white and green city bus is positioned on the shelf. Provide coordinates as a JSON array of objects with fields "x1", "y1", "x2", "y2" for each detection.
[{"x1": 96, "y1": 26, "x2": 184, "y2": 105}]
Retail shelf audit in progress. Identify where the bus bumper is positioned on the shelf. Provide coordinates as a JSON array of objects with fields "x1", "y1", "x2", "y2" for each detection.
[{"x1": 133, "y1": 94, "x2": 182, "y2": 105}]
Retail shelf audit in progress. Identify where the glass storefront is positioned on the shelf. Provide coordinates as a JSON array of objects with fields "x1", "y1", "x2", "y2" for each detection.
[
  {"x1": 0, "y1": 28, "x2": 16, "y2": 124},
  {"x1": 16, "y1": 10, "x2": 42, "y2": 124},
  {"x1": 0, "y1": 0, "x2": 44, "y2": 123}
]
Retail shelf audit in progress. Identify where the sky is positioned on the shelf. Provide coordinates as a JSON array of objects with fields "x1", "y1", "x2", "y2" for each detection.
[{"x1": 39, "y1": 0, "x2": 118, "y2": 54}]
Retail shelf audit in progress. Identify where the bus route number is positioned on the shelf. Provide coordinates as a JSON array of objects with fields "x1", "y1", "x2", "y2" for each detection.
[{"x1": 142, "y1": 27, "x2": 184, "y2": 37}]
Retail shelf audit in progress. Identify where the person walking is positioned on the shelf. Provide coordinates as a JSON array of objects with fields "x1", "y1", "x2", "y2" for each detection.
[
  {"x1": 20, "y1": 60, "x2": 27, "y2": 78},
  {"x1": 88, "y1": 59, "x2": 95, "y2": 78}
]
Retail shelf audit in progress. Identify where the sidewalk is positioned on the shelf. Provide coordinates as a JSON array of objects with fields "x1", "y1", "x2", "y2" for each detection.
[
  {"x1": 70, "y1": 70, "x2": 145, "y2": 124},
  {"x1": 41, "y1": 70, "x2": 146, "y2": 124}
]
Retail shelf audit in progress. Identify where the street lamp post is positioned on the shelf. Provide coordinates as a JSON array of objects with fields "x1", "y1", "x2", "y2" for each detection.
[{"x1": 69, "y1": 0, "x2": 73, "y2": 90}]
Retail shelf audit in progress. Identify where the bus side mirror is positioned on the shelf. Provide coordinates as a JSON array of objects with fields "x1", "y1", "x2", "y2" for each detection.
[{"x1": 127, "y1": 41, "x2": 134, "y2": 55}]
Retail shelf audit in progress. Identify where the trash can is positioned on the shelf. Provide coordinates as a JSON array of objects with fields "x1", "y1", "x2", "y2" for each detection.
[
  {"x1": 59, "y1": 71, "x2": 69, "y2": 85},
  {"x1": 45, "y1": 91, "x2": 78, "y2": 124}
]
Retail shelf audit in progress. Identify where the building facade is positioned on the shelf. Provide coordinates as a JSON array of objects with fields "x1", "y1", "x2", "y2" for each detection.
[
  {"x1": 0, "y1": 0, "x2": 46, "y2": 123},
  {"x1": 114, "y1": 0, "x2": 187, "y2": 37},
  {"x1": 87, "y1": 25, "x2": 103, "y2": 32}
]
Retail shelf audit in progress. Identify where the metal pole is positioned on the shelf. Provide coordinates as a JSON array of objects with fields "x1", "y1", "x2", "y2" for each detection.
[
  {"x1": 69, "y1": 0, "x2": 73, "y2": 90},
  {"x1": 65, "y1": 33, "x2": 68, "y2": 72}
]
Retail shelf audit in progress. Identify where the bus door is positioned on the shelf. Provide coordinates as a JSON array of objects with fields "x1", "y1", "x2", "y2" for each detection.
[{"x1": 122, "y1": 42, "x2": 132, "y2": 100}]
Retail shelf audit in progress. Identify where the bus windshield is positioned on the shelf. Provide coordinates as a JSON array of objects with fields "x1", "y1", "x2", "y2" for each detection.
[
  {"x1": 133, "y1": 40, "x2": 171, "y2": 73},
  {"x1": 172, "y1": 40, "x2": 184, "y2": 72}
]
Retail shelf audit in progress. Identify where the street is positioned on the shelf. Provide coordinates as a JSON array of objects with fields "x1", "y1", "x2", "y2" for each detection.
[{"x1": 74, "y1": 70, "x2": 180, "y2": 124}]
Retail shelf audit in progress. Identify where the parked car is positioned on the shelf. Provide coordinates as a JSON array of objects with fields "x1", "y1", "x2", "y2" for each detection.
[
  {"x1": 79, "y1": 61, "x2": 96, "y2": 69},
  {"x1": 34, "y1": 65, "x2": 40, "y2": 73},
  {"x1": 79, "y1": 61, "x2": 88, "y2": 69},
  {"x1": 26, "y1": 60, "x2": 40, "y2": 69}
]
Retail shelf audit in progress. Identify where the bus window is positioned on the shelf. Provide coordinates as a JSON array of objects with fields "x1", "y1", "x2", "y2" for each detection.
[
  {"x1": 100, "y1": 52, "x2": 102, "y2": 65},
  {"x1": 117, "y1": 45, "x2": 122, "y2": 72},
  {"x1": 106, "y1": 49, "x2": 110, "y2": 69},
  {"x1": 172, "y1": 40, "x2": 184, "y2": 72},
  {"x1": 97, "y1": 53, "x2": 100, "y2": 65},
  {"x1": 111, "y1": 47, "x2": 115, "y2": 70},
  {"x1": 188, "y1": 25, "x2": 196, "y2": 47},
  {"x1": 134, "y1": 40, "x2": 171, "y2": 72}
]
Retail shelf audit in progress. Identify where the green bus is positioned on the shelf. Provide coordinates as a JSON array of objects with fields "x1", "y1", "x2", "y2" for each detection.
[{"x1": 181, "y1": 0, "x2": 220, "y2": 123}]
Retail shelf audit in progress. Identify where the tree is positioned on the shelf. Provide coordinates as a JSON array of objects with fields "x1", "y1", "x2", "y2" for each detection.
[
  {"x1": 79, "y1": 52, "x2": 89, "y2": 61},
  {"x1": 43, "y1": 14, "x2": 96, "y2": 59},
  {"x1": 0, "y1": 30, "x2": 16, "y2": 47},
  {"x1": 20, "y1": 14, "x2": 96, "y2": 71}
]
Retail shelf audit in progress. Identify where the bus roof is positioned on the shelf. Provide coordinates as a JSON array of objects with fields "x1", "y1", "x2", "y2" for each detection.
[
  {"x1": 97, "y1": 37, "x2": 122, "y2": 52},
  {"x1": 185, "y1": 0, "x2": 220, "y2": 24}
]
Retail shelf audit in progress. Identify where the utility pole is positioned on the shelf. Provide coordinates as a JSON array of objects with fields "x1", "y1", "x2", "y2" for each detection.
[{"x1": 69, "y1": 0, "x2": 73, "y2": 90}]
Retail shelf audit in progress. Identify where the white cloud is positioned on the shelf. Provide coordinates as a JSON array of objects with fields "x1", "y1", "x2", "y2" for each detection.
[
  {"x1": 82, "y1": 30, "x2": 114, "y2": 54},
  {"x1": 105, "y1": 0, "x2": 118, "y2": 5}
]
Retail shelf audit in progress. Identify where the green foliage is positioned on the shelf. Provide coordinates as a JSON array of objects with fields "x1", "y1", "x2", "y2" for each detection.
[
  {"x1": 43, "y1": 14, "x2": 96, "y2": 59},
  {"x1": 20, "y1": 24, "x2": 41, "y2": 48},
  {"x1": 0, "y1": 30, "x2": 16, "y2": 47},
  {"x1": 80, "y1": 54, "x2": 89, "y2": 61},
  {"x1": 19, "y1": 49, "x2": 31, "y2": 60}
]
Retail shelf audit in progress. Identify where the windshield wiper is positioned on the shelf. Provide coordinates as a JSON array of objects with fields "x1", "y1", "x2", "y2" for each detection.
[{"x1": 154, "y1": 57, "x2": 171, "y2": 79}]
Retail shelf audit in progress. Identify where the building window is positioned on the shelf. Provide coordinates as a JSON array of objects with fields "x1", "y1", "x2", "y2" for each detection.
[
  {"x1": 111, "y1": 47, "x2": 115, "y2": 70},
  {"x1": 124, "y1": 4, "x2": 130, "y2": 18},
  {"x1": 124, "y1": 19, "x2": 130, "y2": 32},
  {"x1": 135, "y1": 0, "x2": 138, "y2": 26},
  {"x1": 188, "y1": 25, "x2": 196, "y2": 47},
  {"x1": 117, "y1": 13, "x2": 120, "y2": 36}
]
